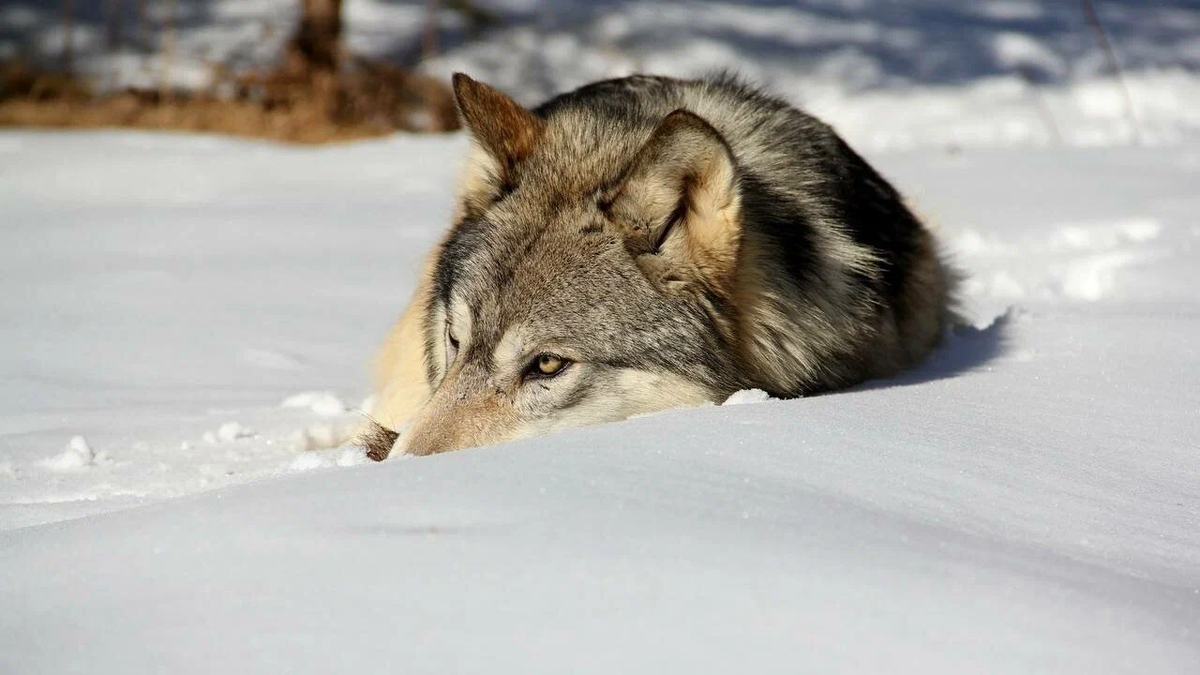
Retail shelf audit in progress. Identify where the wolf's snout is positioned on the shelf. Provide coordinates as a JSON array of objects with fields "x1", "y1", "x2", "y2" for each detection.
[
  {"x1": 395, "y1": 383, "x2": 521, "y2": 456},
  {"x1": 396, "y1": 423, "x2": 452, "y2": 457},
  {"x1": 396, "y1": 404, "x2": 463, "y2": 456}
]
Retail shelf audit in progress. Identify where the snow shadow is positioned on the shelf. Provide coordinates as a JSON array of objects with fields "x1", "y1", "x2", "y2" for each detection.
[
  {"x1": 401, "y1": 0, "x2": 1200, "y2": 102},
  {"x1": 855, "y1": 307, "x2": 1014, "y2": 392},
  {"x1": 0, "y1": 0, "x2": 223, "y2": 60},
  {"x1": 6, "y1": 1, "x2": 1199, "y2": 96}
]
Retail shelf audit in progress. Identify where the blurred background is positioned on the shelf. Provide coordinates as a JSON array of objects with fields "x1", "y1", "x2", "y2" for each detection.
[{"x1": 1, "y1": 0, "x2": 1199, "y2": 150}]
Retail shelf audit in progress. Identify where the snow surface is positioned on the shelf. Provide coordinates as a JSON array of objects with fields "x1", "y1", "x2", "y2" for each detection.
[
  {"x1": 2, "y1": 1, "x2": 1200, "y2": 666},
  {"x1": 2, "y1": 127, "x2": 1199, "y2": 672},
  {"x1": 0, "y1": 130, "x2": 457, "y2": 530}
]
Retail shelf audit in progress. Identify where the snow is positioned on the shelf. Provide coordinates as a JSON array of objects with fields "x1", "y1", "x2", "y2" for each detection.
[
  {"x1": 722, "y1": 388, "x2": 777, "y2": 405},
  {"x1": 280, "y1": 391, "x2": 349, "y2": 417},
  {"x1": 0, "y1": 130, "x2": 461, "y2": 530},
  {"x1": 3, "y1": 323, "x2": 1200, "y2": 672},
  {"x1": 35, "y1": 435, "x2": 98, "y2": 471},
  {"x1": 2, "y1": 128, "x2": 1198, "y2": 673},
  {"x1": 213, "y1": 421, "x2": 255, "y2": 443},
  {"x1": 2, "y1": 0, "x2": 1200, "y2": 669}
]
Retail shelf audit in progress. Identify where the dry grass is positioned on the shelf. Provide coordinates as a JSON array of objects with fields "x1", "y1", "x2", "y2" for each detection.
[{"x1": 0, "y1": 60, "x2": 460, "y2": 144}]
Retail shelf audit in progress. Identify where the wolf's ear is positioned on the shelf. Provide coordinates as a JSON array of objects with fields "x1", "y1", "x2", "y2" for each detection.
[
  {"x1": 605, "y1": 110, "x2": 742, "y2": 294},
  {"x1": 452, "y1": 73, "x2": 544, "y2": 178}
]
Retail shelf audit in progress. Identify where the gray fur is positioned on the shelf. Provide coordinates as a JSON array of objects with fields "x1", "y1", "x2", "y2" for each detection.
[{"x1": 370, "y1": 73, "x2": 959, "y2": 458}]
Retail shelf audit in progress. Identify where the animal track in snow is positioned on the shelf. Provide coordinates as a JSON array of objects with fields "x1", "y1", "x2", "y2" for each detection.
[
  {"x1": 951, "y1": 216, "x2": 1165, "y2": 302},
  {"x1": 1048, "y1": 217, "x2": 1162, "y2": 250},
  {"x1": 1047, "y1": 218, "x2": 1161, "y2": 301}
]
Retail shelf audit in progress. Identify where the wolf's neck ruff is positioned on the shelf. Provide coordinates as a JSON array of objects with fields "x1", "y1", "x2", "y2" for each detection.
[{"x1": 364, "y1": 73, "x2": 958, "y2": 459}]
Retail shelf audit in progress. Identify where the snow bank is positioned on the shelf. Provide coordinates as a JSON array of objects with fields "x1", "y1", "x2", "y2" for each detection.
[
  {"x1": 2, "y1": 370, "x2": 1198, "y2": 672},
  {"x1": 1, "y1": 126, "x2": 1198, "y2": 669}
]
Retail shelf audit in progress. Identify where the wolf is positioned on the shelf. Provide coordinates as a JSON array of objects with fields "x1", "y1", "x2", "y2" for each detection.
[{"x1": 362, "y1": 72, "x2": 958, "y2": 460}]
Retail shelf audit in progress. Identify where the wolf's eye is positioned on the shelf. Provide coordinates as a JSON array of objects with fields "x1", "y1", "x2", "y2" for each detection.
[{"x1": 525, "y1": 353, "x2": 569, "y2": 380}]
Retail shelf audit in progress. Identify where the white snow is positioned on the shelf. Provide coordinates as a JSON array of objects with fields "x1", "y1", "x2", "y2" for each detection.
[
  {"x1": 35, "y1": 435, "x2": 97, "y2": 471},
  {"x1": 287, "y1": 451, "x2": 331, "y2": 472},
  {"x1": 2, "y1": 0, "x2": 1200, "y2": 670},
  {"x1": 280, "y1": 391, "x2": 349, "y2": 417},
  {"x1": 2, "y1": 127, "x2": 1197, "y2": 674},
  {"x1": 214, "y1": 421, "x2": 255, "y2": 443},
  {"x1": 722, "y1": 388, "x2": 777, "y2": 405}
]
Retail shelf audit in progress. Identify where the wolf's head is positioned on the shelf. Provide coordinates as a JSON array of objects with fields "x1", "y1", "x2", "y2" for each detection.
[{"x1": 396, "y1": 74, "x2": 750, "y2": 455}]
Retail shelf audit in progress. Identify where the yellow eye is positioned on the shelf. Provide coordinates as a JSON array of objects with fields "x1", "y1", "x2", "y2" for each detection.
[
  {"x1": 538, "y1": 354, "x2": 564, "y2": 375},
  {"x1": 532, "y1": 353, "x2": 568, "y2": 378}
]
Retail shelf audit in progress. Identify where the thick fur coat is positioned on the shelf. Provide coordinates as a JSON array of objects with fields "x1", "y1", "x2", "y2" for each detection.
[{"x1": 364, "y1": 73, "x2": 958, "y2": 459}]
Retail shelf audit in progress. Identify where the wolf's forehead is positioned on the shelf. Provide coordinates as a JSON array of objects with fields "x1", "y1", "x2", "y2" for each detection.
[{"x1": 437, "y1": 212, "x2": 621, "y2": 321}]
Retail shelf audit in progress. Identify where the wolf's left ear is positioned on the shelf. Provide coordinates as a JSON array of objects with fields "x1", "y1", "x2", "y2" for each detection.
[
  {"x1": 452, "y1": 73, "x2": 545, "y2": 179},
  {"x1": 605, "y1": 109, "x2": 742, "y2": 294}
]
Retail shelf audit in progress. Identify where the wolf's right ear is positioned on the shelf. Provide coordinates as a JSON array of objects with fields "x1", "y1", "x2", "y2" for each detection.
[
  {"x1": 605, "y1": 110, "x2": 742, "y2": 295},
  {"x1": 452, "y1": 73, "x2": 545, "y2": 181}
]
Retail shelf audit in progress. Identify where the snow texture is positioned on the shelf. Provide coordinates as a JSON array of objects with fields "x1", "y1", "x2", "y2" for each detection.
[
  {"x1": 722, "y1": 388, "x2": 778, "y2": 405},
  {"x1": 35, "y1": 435, "x2": 97, "y2": 471},
  {"x1": 2, "y1": 129, "x2": 1198, "y2": 673},
  {"x1": 2, "y1": 0, "x2": 1200, "y2": 670}
]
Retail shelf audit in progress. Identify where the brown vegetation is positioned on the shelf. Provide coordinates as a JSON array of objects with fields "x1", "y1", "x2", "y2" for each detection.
[
  {"x1": 0, "y1": 0, "x2": 462, "y2": 143},
  {"x1": 0, "y1": 63, "x2": 458, "y2": 143}
]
